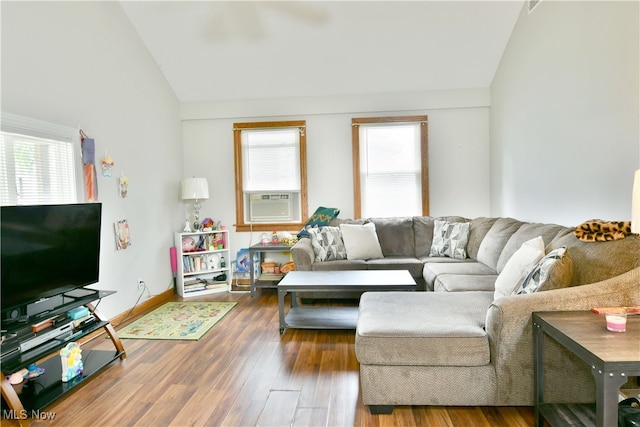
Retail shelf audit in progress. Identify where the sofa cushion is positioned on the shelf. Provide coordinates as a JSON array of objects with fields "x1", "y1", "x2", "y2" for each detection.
[
  {"x1": 434, "y1": 274, "x2": 498, "y2": 292},
  {"x1": 467, "y1": 217, "x2": 499, "y2": 260},
  {"x1": 496, "y1": 223, "x2": 566, "y2": 273},
  {"x1": 340, "y1": 222, "x2": 384, "y2": 260},
  {"x1": 429, "y1": 220, "x2": 471, "y2": 259},
  {"x1": 308, "y1": 226, "x2": 347, "y2": 262},
  {"x1": 413, "y1": 216, "x2": 436, "y2": 258},
  {"x1": 547, "y1": 229, "x2": 640, "y2": 286},
  {"x1": 494, "y1": 236, "x2": 545, "y2": 299},
  {"x1": 356, "y1": 291, "x2": 493, "y2": 366},
  {"x1": 311, "y1": 259, "x2": 368, "y2": 271},
  {"x1": 423, "y1": 261, "x2": 496, "y2": 292},
  {"x1": 476, "y1": 218, "x2": 526, "y2": 270},
  {"x1": 366, "y1": 256, "x2": 425, "y2": 282},
  {"x1": 370, "y1": 217, "x2": 415, "y2": 257},
  {"x1": 516, "y1": 247, "x2": 573, "y2": 294}
]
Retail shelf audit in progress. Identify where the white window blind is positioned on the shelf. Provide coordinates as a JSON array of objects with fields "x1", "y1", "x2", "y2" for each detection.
[
  {"x1": 242, "y1": 128, "x2": 301, "y2": 192},
  {"x1": 359, "y1": 123, "x2": 422, "y2": 217},
  {"x1": 1, "y1": 113, "x2": 79, "y2": 206}
]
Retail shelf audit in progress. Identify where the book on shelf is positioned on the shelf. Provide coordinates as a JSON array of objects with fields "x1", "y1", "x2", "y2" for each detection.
[
  {"x1": 183, "y1": 255, "x2": 209, "y2": 273},
  {"x1": 184, "y1": 277, "x2": 227, "y2": 291},
  {"x1": 184, "y1": 283, "x2": 206, "y2": 291},
  {"x1": 206, "y1": 282, "x2": 227, "y2": 290}
]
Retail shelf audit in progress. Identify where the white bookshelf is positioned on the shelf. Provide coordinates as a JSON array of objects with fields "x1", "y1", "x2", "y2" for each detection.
[{"x1": 174, "y1": 230, "x2": 230, "y2": 297}]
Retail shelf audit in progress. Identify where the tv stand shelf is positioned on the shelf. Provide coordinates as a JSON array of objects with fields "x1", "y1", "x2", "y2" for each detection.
[
  {"x1": 1, "y1": 290, "x2": 126, "y2": 426},
  {"x1": 7, "y1": 289, "x2": 116, "y2": 331},
  {"x1": 2, "y1": 319, "x2": 111, "y2": 373}
]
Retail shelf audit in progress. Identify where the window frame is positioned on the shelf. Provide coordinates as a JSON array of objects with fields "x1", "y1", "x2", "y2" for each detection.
[
  {"x1": 351, "y1": 115, "x2": 429, "y2": 218},
  {"x1": 233, "y1": 120, "x2": 308, "y2": 232},
  {"x1": 1, "y1": 112, "x2": 82, "y2": 206}
]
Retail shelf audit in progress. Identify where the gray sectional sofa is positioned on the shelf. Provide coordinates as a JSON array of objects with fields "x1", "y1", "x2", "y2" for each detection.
[{"x1": 290, "y1": 216, "x2": 640, "y2": 413}]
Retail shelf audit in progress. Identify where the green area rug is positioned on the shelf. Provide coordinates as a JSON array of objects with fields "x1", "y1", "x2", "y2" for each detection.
[{"x1": 117, "y1": 301, "x2": 237, "y2": 341}]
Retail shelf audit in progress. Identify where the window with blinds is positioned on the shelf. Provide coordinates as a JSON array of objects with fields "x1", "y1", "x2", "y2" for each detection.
[
  {"x1": 233, "y1": 120, "x2": 308, "y2": 231},
  {"x1": 242, "y1": 128, "x2": 301, "y2": 193},
  {"x1": 1, "y1": 113, "x2": 80, "y2": 206},
  {"x1": 352, "y1": 116, "x2": 429, "y2": 218}
]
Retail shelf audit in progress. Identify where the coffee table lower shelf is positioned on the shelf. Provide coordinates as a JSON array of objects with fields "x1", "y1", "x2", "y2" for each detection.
[
  {"x1": 539, "y1": 403, "x2": 596, "y2": 426},
  {"x1": 282, "y1": 306, "x2": 358, "y2": 333}
]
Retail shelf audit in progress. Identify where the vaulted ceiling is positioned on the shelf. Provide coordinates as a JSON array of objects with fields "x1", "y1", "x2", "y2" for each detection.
[{"x1": 120, "y1": 1, "x2": 524, "y2": 103}]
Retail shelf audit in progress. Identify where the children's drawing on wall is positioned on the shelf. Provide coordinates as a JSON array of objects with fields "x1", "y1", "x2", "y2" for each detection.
[
  {"x1": 114, "y1": 219, "x2": 131, "y2": 250},
  {"x1": 101, "y1": 154, "x2": 114, "y2": 178},
  {"x1": 119, "y1": 175, "x2": 129, "y2": 198}
]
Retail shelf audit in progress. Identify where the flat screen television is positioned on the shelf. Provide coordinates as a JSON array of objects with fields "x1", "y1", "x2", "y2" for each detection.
[{"x1": 1, "y1": 203, "x2": 102, "y2": 318}]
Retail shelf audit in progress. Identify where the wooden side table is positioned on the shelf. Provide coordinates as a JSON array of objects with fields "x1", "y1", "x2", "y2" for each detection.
[{"x1": 533, "y1": 310, "x2": 640, "y2": 427}]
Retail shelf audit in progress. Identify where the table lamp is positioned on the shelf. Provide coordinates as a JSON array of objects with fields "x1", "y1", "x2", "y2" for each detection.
[{"x1": 182, "y1": 177, "x2": 209, "y2": 231}]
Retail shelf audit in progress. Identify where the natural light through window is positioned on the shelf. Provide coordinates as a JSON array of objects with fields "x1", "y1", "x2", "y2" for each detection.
[
  {"x1": 352, "y1": 116, "x2": 428, "y2": 218},
  {"x1": 1, "y1": 113, "x2": 79, "y2": 206}
]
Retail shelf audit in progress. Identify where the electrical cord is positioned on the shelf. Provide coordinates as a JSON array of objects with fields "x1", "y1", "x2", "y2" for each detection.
[
  {"x1": 112, "y1": 286, "x2": 146, "y2": 327},
  {"x1": 89, "y1": 298, "x2": 102, "y2": 313}
]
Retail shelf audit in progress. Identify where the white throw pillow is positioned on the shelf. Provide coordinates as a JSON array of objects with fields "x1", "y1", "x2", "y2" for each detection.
[
  {"x1": 339, "y1": 222, "x2": 384, "y2": 260},
  {"x1": 494, "y1": 236, "x2": 545, "y2": 299}
]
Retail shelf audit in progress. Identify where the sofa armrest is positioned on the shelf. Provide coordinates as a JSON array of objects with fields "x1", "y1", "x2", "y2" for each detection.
[
  {"x1": 485, "y1": 266, "x2": 640, "y2": 405},
  {"x1": 291, "y1": 238, "x2": 314, "y2": 270}
]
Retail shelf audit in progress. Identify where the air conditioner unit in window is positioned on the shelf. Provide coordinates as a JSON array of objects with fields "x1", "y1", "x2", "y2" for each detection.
[{"x1": 248, "y1": 193, "x2": 292, "y2": 222}]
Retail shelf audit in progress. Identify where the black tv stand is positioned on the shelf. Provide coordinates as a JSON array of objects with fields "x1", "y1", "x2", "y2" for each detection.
[{"x1": 0, "y1": 288, "x2": 126, "y2": 426}]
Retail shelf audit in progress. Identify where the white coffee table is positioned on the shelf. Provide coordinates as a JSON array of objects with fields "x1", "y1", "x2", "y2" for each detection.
[{"x1": 277, "y1": 270, "x2": 416, "y2": 334}]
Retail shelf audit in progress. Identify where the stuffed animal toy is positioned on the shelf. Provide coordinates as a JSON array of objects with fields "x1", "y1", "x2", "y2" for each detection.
[{"x1": 182, "y1": 236, "x2": 196, "y2": 252}]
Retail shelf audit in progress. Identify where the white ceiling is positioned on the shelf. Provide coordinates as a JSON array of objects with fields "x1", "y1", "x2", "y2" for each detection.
[{"x1": 119, "y1": 1, "x2": 524, "y2": 103}]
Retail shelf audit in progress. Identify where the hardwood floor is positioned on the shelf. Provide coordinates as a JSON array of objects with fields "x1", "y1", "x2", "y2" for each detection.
[{"x1": 17, "y1": 289, "x2": 535, "y2": 426}]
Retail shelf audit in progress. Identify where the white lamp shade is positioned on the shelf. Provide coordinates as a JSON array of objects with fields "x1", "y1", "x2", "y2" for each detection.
[
  {"x1": 181, "y1": 178, "x2": 209, "y2": 200},
  {"x1": 632, "y1": 169, "x2": 640, "y2": 234}
]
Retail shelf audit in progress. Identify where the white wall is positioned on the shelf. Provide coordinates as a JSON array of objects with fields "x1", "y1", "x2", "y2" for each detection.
[
  {"x1": 491, "y1": 1, "x2": 640, "y2": 226},
  {"x1": 1, "y1": 2, "x2": 183, "y2": 319},
  {"x1": 182, "y1": 90, "x2": 491, "y2": 257}
]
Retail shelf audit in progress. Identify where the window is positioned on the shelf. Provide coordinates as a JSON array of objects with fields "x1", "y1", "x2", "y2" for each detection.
[
  {"x1": 233, "y1": 120, "x2": 308, "y2": 232},
  {"x1": 352, "y1": 116, "x2": 429, "y2": 218},
  {"x1": 1, "y1": 113, "x2": 80, "y2": 206}
]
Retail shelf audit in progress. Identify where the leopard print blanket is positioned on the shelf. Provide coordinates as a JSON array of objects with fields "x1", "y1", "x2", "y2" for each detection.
[{"x1": 574, "y1": 219, "x2": 632, "y2": 242}]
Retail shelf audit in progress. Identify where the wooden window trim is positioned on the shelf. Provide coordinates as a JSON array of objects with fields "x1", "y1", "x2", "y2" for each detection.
[
  {"x1": 233, "y1": 120, "x2": 308, "y2": 232},
  {"x1": 351, "y1": 115, "x2": 429, "y2": 219}
]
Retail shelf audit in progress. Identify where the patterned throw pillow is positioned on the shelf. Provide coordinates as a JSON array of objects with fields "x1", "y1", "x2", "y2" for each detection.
[
  {"x1": 429, "y1": 220, "x2": 471, "y2": 259},
  {"x1": 516, "y1": 247, "x2": 573, "y2": 295},
  {"x1": 298, "y1": 207, "x2": 341, "y2": 239},
  {"x1": 306, "y1": 206, "x2": 340, "y2": 228},
  {"x1": 308, "y1": 226, "x2": 347, "y2": 262}
]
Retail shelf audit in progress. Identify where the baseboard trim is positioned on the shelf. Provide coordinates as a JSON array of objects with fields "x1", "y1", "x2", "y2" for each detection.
[
  {"x1": 79, "y1": 288, "x2": 175, "y2": 343},
  {"x1": 109, "y1": 289, "x2": 175, "y2": 328}
]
